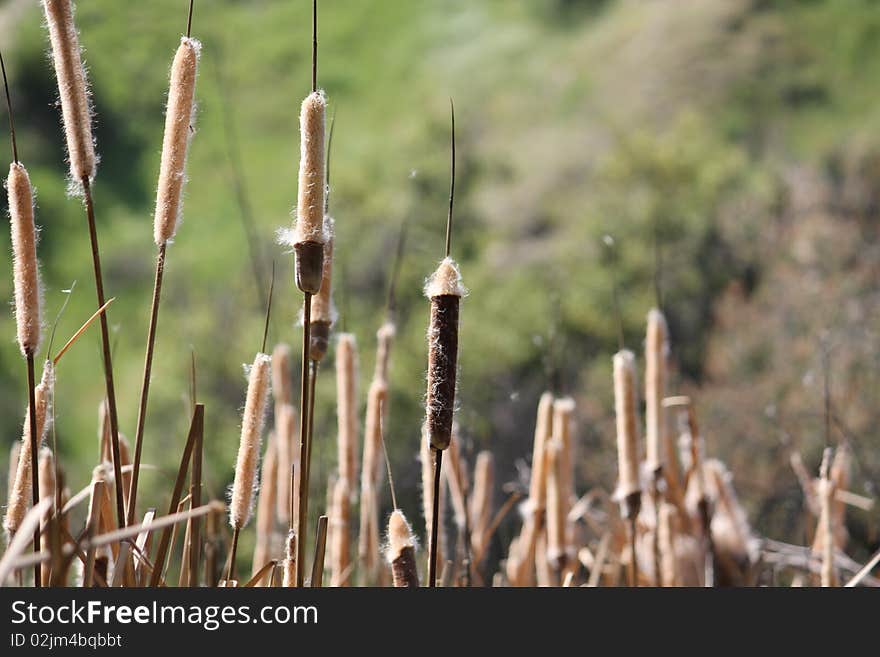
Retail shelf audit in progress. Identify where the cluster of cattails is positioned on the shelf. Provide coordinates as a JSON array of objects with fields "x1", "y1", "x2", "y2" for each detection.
[{"x1": 3, "y1": 2, "x2": 878, "y2": 592}]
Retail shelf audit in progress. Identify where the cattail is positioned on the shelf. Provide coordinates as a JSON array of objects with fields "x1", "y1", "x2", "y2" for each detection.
[
  {"x1": 153, "y1": 37, "x2": 200, "y2": 244},
  {"x1": 309, "y1": 218, "x2": 336, "y2": 361},
  {"x1": 3, "y1": 364, "x2": 52, "y2": 537},
  {"x1": 529, "y1": 392, "x2": 554, "y2": 518},
  {"x1": 252, "y1": 436, "x2": 278, "y2": 577},
  {"x1": 271, "y1": 343, "x2": 293, "y2": 408},
  {"x1": 645, "y1": 309, "x2": 668, "y2": 471},
  {"x1": 374, "y1": 321, "x2": 396, "y2": 383},
  {"x1": 469, "y1": 451, "x2": 494, "y2": 558},
  {"x1": 7, "y1": 162, "x2": 41, "y2": 356},
  {"x1": 89, "y1": 463, "x2": 117, "y2": 560},
  {"x1": 229, "y1": 353, "x2": 271, "y2": 530},
  {"x1": 545, "y1": 440, "x2": 565, "y2": 573},
  {"x1": 420, "y1": 423, "x2": 447, "y2": 561},
  {"x1": 282, "y1": 530, "x2": 297, "y2": 587},
  {"x1": 37, "y1": 447, "x2": 55, "y2": 586},
  {"x1": 658, "y1": 503, "x2": 678, "y2": 587},
  {"x1": 387, "y1": 509, "x2": 419, "y2": 587},
  {"x1": 613, "y1": 350, "x2": 641, "y2": 508},
  {"x1": 294, "y1": 91, "x2": 326, "y2": 245},
  {"x1": 41, "y1": 0, "x2": 96, "y2": 182},
  {"x1": 274, "y1": 403, "x2": 297, "y2": 525},
  {"x1": 424, "y1": 257, "x2": 466, "y2": 451},
  {"x1": 335, "y1": 333, "x2": 358, "y2": 483},
  {"x1": 329, "y1": 477, "x2": 351, "y2": 587},
  {"x1": 829, "y1": 445, "x2": 851, "y2": 550}
]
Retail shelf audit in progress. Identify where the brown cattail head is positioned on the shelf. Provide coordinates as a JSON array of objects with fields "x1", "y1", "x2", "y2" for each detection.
[
  {"x1": 529, "y1": 392, "x2": 554, "y2": 515},
  {"x1": 7, "y1": 163, "x2": 41, "y2": 356},
  {"x1": 309, "y1": 217, "x2": 336, "y2": 361},
  {"x1": 424, "y1": 258, "x2": 466, "y2": 451},
  {"x1": 3, "y1": 363, "x2": 53, "y2": 536},
  {"x1": 613, "y1": 350, "x2": 642, "y2": 511},
  {"x1": 645, "y1": 309, "x2": 668, "y2": 471},
  {"x1": 335, "y1": 333, "x2": 358, "y2": 483},
  {"x1": 294, "y1": 91, "x2": 326, "y2": 245},
  {"x1": 387, "y1": 509, "x2": 419, "y2": 587},
  {"x1": 229, "y1": 353, "x2": 271, "y2": 530},
  {"x1": 41, "y1": 0, "x2": 97, "y2": 183},
  {"x1": 374, "y1": 321, "x2": 396, "y2": 383},
  {"x1": 329, "y1": 477, "x2": 351, "y2": 587},
  {"x1": 154, "y1": 37, "x2": 201, "y2": 245}
]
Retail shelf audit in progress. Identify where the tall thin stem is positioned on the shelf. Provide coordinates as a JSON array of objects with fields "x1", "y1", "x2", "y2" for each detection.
[
  {"x1": 127, "y1": 242, "x2": 167, "y2": 525},
  {"x1": 82, "y1": 177, "x2": 126, "y2": 530},
  {"x1": 26, "y1": 354, "x2": 40, "y2": 587},
  {"x1": 428, "y1": 447, "x2": 443, "y2": 587},
  {"x1": 295, "y1": 294, "x2": 313, "y2": 585}
]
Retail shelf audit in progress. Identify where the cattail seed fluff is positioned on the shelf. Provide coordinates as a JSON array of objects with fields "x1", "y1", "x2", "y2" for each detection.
[
  {"x1": 293, "y1": 91, "x2": 326, "y2": 245},
  {"x1": 229, "y1": 353, "x2": 271, "y2": 530},
  {"x1": 645, "y1": 309, "x2": 668, "y2": 470},
  {"x1": 154, "y1": 37, "x2": 201, "y2": 245},
  {"x1": 387, "y1": 510, "x2": 419, "y2": 587},
  {"x1": 41, "y1": 0, "x2": 96, "y2": 182},
  {"x1": 613, "y1": 350, "x2": 641, "y2": 502},
  {"x1": 7, "y1": 163, "x2": 41, "y2": 356},
  {"x1": 424, "y1": 257, "x2": 466, "y2": 451}
]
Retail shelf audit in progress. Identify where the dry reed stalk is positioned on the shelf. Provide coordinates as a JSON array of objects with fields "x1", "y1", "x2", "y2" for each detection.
[
  {"x1": 658, "y1": 503, "x2": 678, "y2": 587},
  {"x1": 529, "y1": 392, "x2": 554, "y2": 522},
  {"x1": 469, "y1": 450, "x2": 494, "y2": 560},
  {"x1": 329, "y1": 477, "x2": 351, "y2": 586},
  {"x1": 644, "y1": 310, "x2": 667, "y2": 472},
  {"x1": 282, "y1": 530, "x2": 297, "y2": 587},
  {"x1": 358, "y1": 379, "x2": 388, "y2": 582},
  {"x1": 444, "y1": 432, "x2": 468, "y2": 532},
  {"x1": 545, "y1": 440, "x2": 565, "y2": 580},
  {"x1": 535, "y1": 532, "x2": 551, "y2": 586},
  {"x1": 7, "y1": 442, "x2": 20, "y2": 506},
  {"x1": 228, "y1": 354, "x2": 271, "y2": 577},
  {"x1": 310, "y1": 514, "x2": 329, "y2": 587},
  {"x1": 336, "y1": 333, "x2": 358, "y2": 483},
  {"x1": 274, "y1": 403, "x2": 297, "y2": 525},
  {"x1": 81, "y1": 480, "x2": 105, "y2": 587},
  {"x1": 41, "y1": 0, "x2": 96, "y2": 182},
  {"x1": 252, "y1": 435, "x2": 278, "y2": 580},
  {"x1": 420, "y1": 422, "x2": 447, "y2": 571},
  {"x1": 387, "y1": 510, "x2": 419, "y2": 587},
  {"x1": 817, "y1": 448, "x2": 837, "y2": 587},
  {"x1": 613, "y1": 350, "x2": 641, "y2": 586},
  {"x1": 829, "y1": 445, "x2": 851, "y2": 550}
]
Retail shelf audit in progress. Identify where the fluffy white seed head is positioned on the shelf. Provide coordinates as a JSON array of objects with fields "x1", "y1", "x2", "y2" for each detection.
[
  {"x1": 6, "y1": 163, "x2": 42, "y2": 356},
  {"x1": 229, "y1": 353, "x2": 271, "y2": 530},
  {"x1": 154, "y1": 37, "x2": 201, "y2": 245},
  {"x1": 424, "y1": 257, "x2": 467, "y2": 298},
  {"x1": 293, "y1": 91, "x2": 326, "y2": 244},
  {"x1": 42, "y1": 0, "x2": 97, "y2": 183}
]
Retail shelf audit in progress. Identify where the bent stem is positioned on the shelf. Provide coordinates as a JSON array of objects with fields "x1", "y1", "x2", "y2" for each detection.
[{"x1": 82, "y1": 177, "x2": 125, "y2": 530}]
